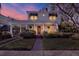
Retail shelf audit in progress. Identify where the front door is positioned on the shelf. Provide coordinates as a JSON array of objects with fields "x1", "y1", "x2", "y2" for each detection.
[{"x1": 37, "y1": 26, "x2": 41, "y2": 35}]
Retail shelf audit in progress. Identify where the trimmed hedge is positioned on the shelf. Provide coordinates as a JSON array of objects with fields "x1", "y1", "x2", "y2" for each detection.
[
  {"x1": 0, "y1": 32, "x2": 12, "y2": 40},
  {"x1": 43, "y1": 32, "x2": 73, "y2": 38},
  {"x1": 43, "y1": 37, "x2": 79, "y2": 50},
  {"x1": 20, "y1": 30, "x2": 36, "y2": 38},
  {"x1": 2, "y1": 33, "x2": 12, "y2": 39}
]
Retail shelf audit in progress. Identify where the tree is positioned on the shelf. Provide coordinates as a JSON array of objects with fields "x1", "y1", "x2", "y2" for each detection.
[
  {"x1": 59, "y1": 18, "x2": 76, "y2": 32},
  {"x1": 49, "y1": 3, "x2": 79, "y2": 32}
]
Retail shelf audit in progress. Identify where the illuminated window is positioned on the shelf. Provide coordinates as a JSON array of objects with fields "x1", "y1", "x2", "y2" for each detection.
[
  {"x1": 30, "y1": 16, "x2": 33, "y2": 20},
  {"x1": 49, "y1": 16, "x2": 56, "y2": 21},
  {"x1": 30, "y1": 16, "x2": 38, "y2": 21},
  {"x1": 34, "y1": 16, "x2": 38, "y2": 20}
]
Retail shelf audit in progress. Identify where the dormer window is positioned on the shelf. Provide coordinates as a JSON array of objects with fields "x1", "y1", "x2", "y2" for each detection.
[
  {"x1": 29, "y1": 13, "x2": 38, "y2": 21},
  {"x1": 34, "y1": 16, "x2": 38, "y2": 20},
  {"x1": 49, "y1": 13, "x2": 57, "y2": 21},
  {"x1": 30, "y1": 16, "x2": 38, "y2": 21},
  {"x1": 49, "y1": 16, "x2": 56, "y2": 21}
]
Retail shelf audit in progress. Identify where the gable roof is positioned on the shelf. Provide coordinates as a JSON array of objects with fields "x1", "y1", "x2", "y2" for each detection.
[{"x1": 0, "y1": 14, "x2": 10, "y2": 24}]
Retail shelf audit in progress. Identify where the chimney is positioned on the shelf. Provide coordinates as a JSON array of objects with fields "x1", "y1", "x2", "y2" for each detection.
[{"x1": 40, "y1": 8, "x2": 48, "y2": 13}]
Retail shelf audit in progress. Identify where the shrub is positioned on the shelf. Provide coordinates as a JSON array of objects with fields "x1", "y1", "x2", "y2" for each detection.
[
  {"x1": 43, "y1": 31, "x2": 73, "y2": 38},
  {"x1": 43, "y1": 31, "x2": 59, "y2": 38},
  {"x1": 2, "y1": 32, "x2": 12, "y2": 39},
  {"x1": 20, "y1": 30, "x2": 36, "y2": 38},
  {"x1": 0, "y1": 32, "x2": 2, "y2": 40}
]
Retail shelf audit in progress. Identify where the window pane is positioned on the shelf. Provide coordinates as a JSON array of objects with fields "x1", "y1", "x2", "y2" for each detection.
[
  {"x1": 49, "y1": 16, "x2": 56, "y2": 21},
  {"x1": 30, "y1": 16, "x2": 34, "y2": 20},
  {"x1": 30, "y1": 16, "x2": 38, "y2": 21},
  {"x1": 34, "y1": 16, "x2": 38, "y2": 20}
]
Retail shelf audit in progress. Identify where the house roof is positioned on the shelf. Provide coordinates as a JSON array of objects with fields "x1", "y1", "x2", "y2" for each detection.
[
  {"x1": 0, "y1": 25, "x2": 9, "y2": 31},
  {"x1": 0, "y1": 10, "x2": 60, "y2": 26},
  {"x1": 0, "y1": 14, "x2": 10, "y2": 24},
  {"x1": 0, "y1": 15, "x2": 59, "y2": 26}
]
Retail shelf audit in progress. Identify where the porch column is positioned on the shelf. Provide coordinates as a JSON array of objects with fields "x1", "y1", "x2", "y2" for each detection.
[
  {"x1": 43, "y1": 24, "x2": 45, "y2": 32},
  {"x1": 34, "y1": 24, "x2": 37, "y2": 35},
  {"x1": 20, "y1": 25, "x2": 22, "y2": 33},
  {"x1": 10, "y1": 24, "x2": 13, "y2": 37},
  {"x1": 26, "y1": 25, "x2": 27, "y2": 30},
  {"x1": 55, "y1": 23, "x2": 58, "y2": 32}
]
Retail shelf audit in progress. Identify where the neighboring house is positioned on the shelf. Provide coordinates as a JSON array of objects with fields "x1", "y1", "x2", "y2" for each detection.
[{"x1": 0, "y1": 14, "x2": 12, "y2": 34}]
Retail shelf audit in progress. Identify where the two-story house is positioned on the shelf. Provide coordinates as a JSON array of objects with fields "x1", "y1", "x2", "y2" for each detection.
[
  {"x1": 24, "y1": 8, "x2": 59, "y2": 35},
  {"x1": 0, "y1": 8, "x2": 59, "y2": 35}
]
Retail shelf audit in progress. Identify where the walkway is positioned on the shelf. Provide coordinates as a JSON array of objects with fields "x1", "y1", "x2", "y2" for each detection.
[{"x1": 32, "y1": 38, "x2": 43, "y2": 50}]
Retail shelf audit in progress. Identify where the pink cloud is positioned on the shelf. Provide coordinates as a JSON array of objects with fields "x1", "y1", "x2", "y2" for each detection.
[
  {"x1": 11, "y1": 3, "x2": 38, "y2": 11},
  {"x1": 24, "y1": 6, "x2": 38, "y2": 11},
  {"x1": 1, "y1": 6, "x2": 28, "y2": 20},
  {"x1": 1, "y1": 4, "x2": 38, "y2": 20}
]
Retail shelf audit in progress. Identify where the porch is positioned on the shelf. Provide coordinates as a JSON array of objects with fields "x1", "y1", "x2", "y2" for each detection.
[{"x1": 9, "y1": 23, "x2": 58, "y2": 36}]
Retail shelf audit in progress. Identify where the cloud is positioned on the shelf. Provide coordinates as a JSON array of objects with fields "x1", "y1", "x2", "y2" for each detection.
[
  {"x1": 1, "y1": 4, "x2": 39, "y2": 20},
  {"x1": 24, "y1": 5, "x2": 38, "y2": 11},
  {"x1": 1, "y1": 6, "x2": 28, "y2": 20}
]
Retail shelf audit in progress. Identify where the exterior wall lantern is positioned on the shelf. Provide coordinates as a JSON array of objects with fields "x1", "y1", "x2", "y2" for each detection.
[{"x1": 43, "y1": 14, "x2": 45, "y2": 16}]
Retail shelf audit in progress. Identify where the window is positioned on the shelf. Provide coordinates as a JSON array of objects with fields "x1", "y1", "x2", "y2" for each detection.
[
  {"x1": 34, "y1": 16, "x2": 38, "y2": 20},
  {"x1": 49, "y1": 16, "x2": 56, "y2": 21},
  {"x1": 49, "y1": 13, "x2": 57, "y2": 21},
  {"x1": 29, "y1": 13, "x2": 38, "y2": 21},
  {"x1": 30, "y1": 16, "x2": 33, "y2": 20},
  {"x1": 30, "y1": 16, "x2": 38, "y2": 21}
]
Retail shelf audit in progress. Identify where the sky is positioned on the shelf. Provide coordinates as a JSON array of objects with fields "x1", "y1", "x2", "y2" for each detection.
[{"x1": 1, "y1": 3, "x2": 48, "y2": 20}]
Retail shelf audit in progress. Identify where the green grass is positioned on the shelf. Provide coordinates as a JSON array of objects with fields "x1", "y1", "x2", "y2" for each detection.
[
  {"x1": 43, "y1": 38, "x2": 79, "y2": 50},
  {"x1": 0, "y1": 39, "x2": 35, "y2": 50}
]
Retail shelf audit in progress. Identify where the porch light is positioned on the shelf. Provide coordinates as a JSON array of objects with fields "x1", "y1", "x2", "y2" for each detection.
[{"x1": 43, "y1": 14, "x2": 45, "y2": 16}]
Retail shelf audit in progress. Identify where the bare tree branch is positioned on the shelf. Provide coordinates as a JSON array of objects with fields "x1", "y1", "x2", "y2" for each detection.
[
  {"x1": 71, "y1": 4, "x2": 79, "y2": 14},
  {"x1": 56, "y1": 4, "x2": 77, "y2": 27}
]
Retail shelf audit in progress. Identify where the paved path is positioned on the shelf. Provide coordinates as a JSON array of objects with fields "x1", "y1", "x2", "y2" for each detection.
[{"x1": 32, "y1": 38, "x2": 43, "y2": 50}]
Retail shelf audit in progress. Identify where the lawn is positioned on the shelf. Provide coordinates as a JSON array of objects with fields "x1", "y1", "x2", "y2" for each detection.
[
  {"x1": 0, "y1": 39, "x2": 35, "y2": 50},
  {"x1": 43, "y1": 38, "x2": 79, "y2": 50},
  {"x1": 0, "y1": 33, "x2": 79, "y2": 50}
]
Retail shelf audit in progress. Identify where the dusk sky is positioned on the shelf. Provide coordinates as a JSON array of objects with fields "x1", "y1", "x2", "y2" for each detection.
[{"x1": 1, "y1": 3, "x2": 48, "y2": 20}]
